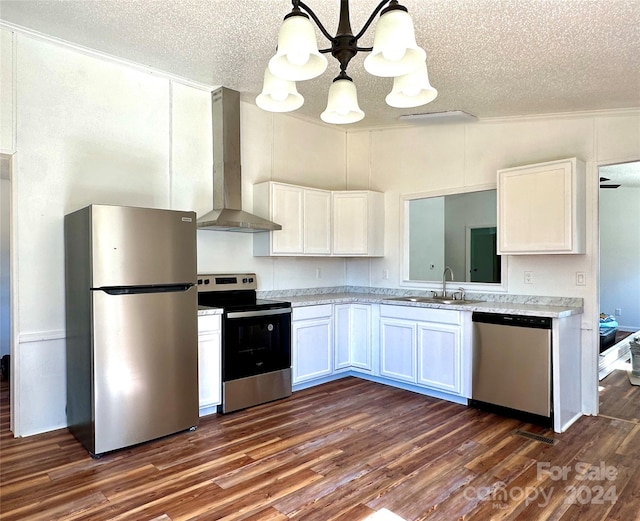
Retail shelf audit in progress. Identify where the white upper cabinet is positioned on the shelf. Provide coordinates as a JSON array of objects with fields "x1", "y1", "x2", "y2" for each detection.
[
  {"x1": 332, "y1": 191, "x2": 384, "y2": 256},
  {"x1": 304, "y1": 188, "x2": 332, "y2": 254},
  {"x1": 253, "y1": 181, "x2": 384, "y2": 257},
  {"x1": 497, "y1": 157, "x2": 586, "y2": 254},
  {"x1": 253, "y1": 182, "x2": 308, "y2": 255},
  {"x1": 253, "y1": 182, "x2": 330, "y2": 255}
]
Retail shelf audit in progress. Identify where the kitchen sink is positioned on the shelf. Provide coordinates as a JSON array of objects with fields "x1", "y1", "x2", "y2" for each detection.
[{"x1": 385, "y1": 296, "x2": 482, "y2": 305}]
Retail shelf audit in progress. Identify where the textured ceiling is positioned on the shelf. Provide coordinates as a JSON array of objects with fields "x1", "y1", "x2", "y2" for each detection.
[{"x1": 1, "y1": 0, "x2": 639, "y2": 129}]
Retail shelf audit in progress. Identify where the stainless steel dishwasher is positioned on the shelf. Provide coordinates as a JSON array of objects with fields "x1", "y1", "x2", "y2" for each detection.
[{"x1": 470, "y1": 312, "x2": 552, "y2": 426}]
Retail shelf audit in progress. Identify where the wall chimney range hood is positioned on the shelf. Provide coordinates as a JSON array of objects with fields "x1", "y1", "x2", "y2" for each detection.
[{"x1": 197, "y1": 87, "x2": 282, "y2": 233}]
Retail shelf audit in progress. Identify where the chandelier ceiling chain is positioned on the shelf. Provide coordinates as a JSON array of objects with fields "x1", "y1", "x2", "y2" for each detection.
[{"x1": 256, "y1": 0, "x2": 438, "y2": 124}]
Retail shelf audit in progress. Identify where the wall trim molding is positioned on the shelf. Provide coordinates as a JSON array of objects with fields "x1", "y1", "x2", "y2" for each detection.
[{"x1": 18, "y1": 330, "x2": 65, "y2": 344}]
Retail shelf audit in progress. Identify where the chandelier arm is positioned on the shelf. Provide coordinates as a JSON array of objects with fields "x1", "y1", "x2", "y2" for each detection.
[
  {"x1": 297, "y1": 1, "x2": 335, "y2": 43},
  {"x1": 355, "y1": 46, "x2": 373, "y2": 52},
  {"x1": 353, "y1": 0, "x2": 393, "y2": 41}
]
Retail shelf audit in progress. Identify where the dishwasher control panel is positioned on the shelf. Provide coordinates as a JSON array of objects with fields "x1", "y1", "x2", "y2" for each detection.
[{"x1": 472, "y1": 312, "x2": 551, "y2": 329}]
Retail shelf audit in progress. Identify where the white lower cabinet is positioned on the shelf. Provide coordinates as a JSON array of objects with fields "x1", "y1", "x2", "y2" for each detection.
[
  {"x1": 380, "y1": 318, "x2": 417, "y2": 382},
  {"x1": 292, "y1": 305, "x2": 333, "y2": 384},
  {"x1": 292, "y1": 302, "x2": 469, "y2": 400},
  {"x1": 334, "y1": 303, "x2": 372, "y2": 373},
  {"x1": 417, "y1": 322, "x2": 461, "y2": 394},
  {"x1": 197, "y1": 314, "x2": 222, "y2": 414},
  {"x1": 379, "y1": 305, "x2": 467, "y2": 397}
]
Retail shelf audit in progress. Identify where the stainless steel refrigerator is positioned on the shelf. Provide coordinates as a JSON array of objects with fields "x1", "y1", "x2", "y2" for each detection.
[{"x1": 64, "y1": 204, "x2": 198, "y2": 456}]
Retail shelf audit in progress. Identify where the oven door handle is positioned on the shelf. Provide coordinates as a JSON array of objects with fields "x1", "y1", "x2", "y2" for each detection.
[{"x1": 226, "y1": 308, "x2": 292, "y2": 319}]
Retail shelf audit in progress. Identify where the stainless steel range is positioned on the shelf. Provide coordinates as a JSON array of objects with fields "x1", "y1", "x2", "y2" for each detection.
[{"x1": 197, "y1": 273, "x2": 292, "y2": 413}]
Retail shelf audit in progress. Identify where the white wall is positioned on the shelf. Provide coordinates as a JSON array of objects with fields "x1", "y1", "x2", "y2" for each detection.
[
  {"x1": 5, "y1": 24, "x2": 640, "y2": 435},
  {"x1": 8, "y1": 31, "x2": 348, "y2": 436},
  {"x1": 345, "y1": 110, "x2": 640, "y2": 415},
  {"x1": 196, "y1": 102, "x2": 349, "y2": 290},
  {"x1": 1, "y1": 29, "x2": 15, "y2": 154},
  {"x1": 600, "y1": 186, "x2": 640, "y2": 331}
]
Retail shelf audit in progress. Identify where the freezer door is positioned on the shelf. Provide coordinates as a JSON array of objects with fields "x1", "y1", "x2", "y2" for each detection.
[
  {"x1": 92, "y1": 286, "x2": 198, "y2": 454},
  {"x1": 90, "y1": 205, "x2": 196, "y2": 287}
]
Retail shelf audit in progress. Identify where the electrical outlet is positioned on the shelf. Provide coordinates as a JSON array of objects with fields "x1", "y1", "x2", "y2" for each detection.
[
  {"x1": 524, "y1": 271, "x2": 533, "y2": 284},
  {"x1": 615, "y1": 308, "x2": 622, "y2": 316},
  {"x1": 576, "y1": 272, "x2": 586, "y2": 286},
  {"x1": 315, "y1": 267, "x2": 321, "y2": 279},
  {"x1": 383, "y1": 269, "x2": 389, "y2": 280}
]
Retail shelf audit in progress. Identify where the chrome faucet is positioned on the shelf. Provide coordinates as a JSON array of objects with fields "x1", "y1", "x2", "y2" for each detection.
[{"x1": 442, "y1": 266, "x2": 454, "y2": 297}]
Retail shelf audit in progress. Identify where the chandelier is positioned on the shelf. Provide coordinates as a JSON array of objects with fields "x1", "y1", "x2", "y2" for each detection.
[{"x1": 256, "y1": 0, "x2": 437, "y2": 124}]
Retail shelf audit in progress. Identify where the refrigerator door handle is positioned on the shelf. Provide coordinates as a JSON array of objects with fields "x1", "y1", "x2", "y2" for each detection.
[{"x1": 95, "y1": 284, "x2": 194, "y2": 295}]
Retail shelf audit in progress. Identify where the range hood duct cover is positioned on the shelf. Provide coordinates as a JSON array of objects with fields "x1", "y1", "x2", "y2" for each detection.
[{"x1": 197, "y1": 87, "x2": 281, "y2": 232}]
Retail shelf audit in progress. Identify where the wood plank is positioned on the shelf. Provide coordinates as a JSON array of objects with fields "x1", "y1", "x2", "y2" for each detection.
[{"x1": 1, "y1": 377, "x2": 639, "y2": 521}]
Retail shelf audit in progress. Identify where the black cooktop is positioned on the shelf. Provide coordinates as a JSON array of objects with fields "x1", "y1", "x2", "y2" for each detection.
[{"x1": 197, "y1": 273, "x2": 290, "y2": 312}]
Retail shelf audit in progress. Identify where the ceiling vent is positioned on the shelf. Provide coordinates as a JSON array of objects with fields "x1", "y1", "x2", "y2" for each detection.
[{"x1": 399, "y1": 110, "x2": 477, "y2": 124}]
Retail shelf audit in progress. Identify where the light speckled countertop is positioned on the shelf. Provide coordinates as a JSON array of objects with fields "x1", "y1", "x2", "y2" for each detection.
[
  {"x1": 197, "y1": 306, "x2": 223, "y2": 316},
  {"x1": 260, "y1": 287, "x2": 584, "y2": 318},
  {"x1": 197, "y1": 287, "x2": 583, "y2": 318}
]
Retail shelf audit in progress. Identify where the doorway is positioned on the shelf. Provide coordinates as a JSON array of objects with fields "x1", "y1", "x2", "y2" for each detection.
[
  {"x1": 597, "y1": 160, "x2": 640, "y2": 423},
  {"x1": 0, "y1": 155, "x2": 10, "y2": 367},
  {"x1": 0, "y1": 154, "x2": 12, "y2": 435},
  {"x1": 466, "y1": 226, "x2": 501, "y2": 283}
]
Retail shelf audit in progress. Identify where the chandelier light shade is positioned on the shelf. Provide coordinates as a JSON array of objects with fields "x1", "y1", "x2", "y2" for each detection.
[
  {"x1": 268, "y1": 12, "x2": 328, "y2": 81},
  {"x1": 385, "y1": 60, "x2": 438, "y2": 108},
  {"x1": 320, "y1": 76, "x2": 365, "y2": 124},
  {"x1": 258, "y1": 0, "x2": 437, "y2": 124},
  {"x1": 363, "y1": 7, "x2": 426, "y2": 78},
  {"x1": 256, "y1": 68, "x2": 304, "y2": 112}
]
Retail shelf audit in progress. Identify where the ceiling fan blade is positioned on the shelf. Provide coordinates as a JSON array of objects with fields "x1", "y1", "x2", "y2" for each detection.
[
  {"x1": 599, "y1": 177, "x2": 610, "y2": 182},
  {"x1": 600, "y1": 184, "x2": 621, "y2": 189}
]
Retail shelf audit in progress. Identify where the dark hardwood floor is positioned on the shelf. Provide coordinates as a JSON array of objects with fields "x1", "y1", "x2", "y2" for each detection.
[
  {"x1": 614, "y1": 330, "x2": 633, "y2": 344},
  {"x1": 1, "y1": 376, "x2": 639, "y2": 521},
  {"x1": 599, "y1": 365, "x2": 640, "y2": 424}
]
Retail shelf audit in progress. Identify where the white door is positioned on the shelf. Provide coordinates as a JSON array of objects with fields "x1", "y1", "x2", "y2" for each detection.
[
  {"x1": 304, "y1": 188, "x2": 331, "y2": 254},
  {"x1": 334, "y1": 304, "x2": 351, "y2": 371},
  {"x1": 380, "y1": 318, "x2": 416, "y2": 383},
  {"x1": 198, "y1": 331, "x2": 221, "y2": 410},
  {"x1": 350, "y1": 304, "x2": 372, "y2": 372},
  {"x1": 292, "y1": 318, "x2": 333, "y2": 383},
  {"x1": 271, "y1": 184, "x2": 304, "y2": 254},
  {"x1": 333, "y1": 192, "x2": 368, "y2": 255},
  {"x1": 417, "y1": 323, "x2": 461, "y2": 394}
]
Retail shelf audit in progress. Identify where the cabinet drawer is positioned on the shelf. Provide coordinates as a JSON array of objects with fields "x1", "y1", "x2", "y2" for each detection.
[
  {"x1": 293, "y1": 304, "x2": 333, "y2": 321},
  {"x1": 380, "y1": 304, "x2": 461, "y2": 325},
  {"x1": 198, "y1": 313, "x2": 221, "y2": 333}
]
